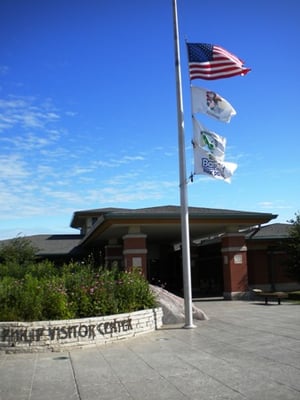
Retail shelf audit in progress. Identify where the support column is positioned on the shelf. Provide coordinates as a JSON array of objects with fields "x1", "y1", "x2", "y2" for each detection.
[
  {"x1": 221, "y1": 233, "x2": 249, "y2": 300},
  {"x1": 123, "y1": 232, "x2": 148, "y2": 277},
  {"x1": 104, "y1": 239, "x2": 123, "y2": 269}
]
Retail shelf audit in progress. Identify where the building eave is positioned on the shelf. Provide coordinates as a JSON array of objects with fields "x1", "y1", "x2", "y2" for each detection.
[{"x1": 76, "y1": 206, "x2": 277, "y2": 247}]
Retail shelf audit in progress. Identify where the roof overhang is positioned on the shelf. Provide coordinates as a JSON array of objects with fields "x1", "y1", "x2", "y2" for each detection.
[{"x1": 73, "y1": 206, "x2": 277, "y2": 248}]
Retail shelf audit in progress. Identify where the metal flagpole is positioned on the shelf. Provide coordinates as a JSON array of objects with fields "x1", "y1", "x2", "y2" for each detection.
[{"x1": 172, "y1": 0, "x2": 195, "y2": 329}]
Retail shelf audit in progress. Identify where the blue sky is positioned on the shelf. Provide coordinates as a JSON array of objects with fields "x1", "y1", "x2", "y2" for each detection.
[{"x1": 0, "y1": 0, "x2": 299, "y2": 240}]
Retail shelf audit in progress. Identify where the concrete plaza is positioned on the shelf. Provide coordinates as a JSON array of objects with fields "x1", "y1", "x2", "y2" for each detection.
[{"x1": 1, "y1": 299, "x2": 300, "y2": 399}]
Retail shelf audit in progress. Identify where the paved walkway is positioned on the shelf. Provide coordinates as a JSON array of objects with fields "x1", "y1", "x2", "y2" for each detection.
[{"x1": 1, "y1": 300, "x2": 300, "y2": 399}]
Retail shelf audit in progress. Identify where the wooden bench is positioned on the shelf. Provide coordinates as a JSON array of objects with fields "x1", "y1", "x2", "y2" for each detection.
[{"x1": 252, "y1": 289, "x2": 289, "y2": 305}]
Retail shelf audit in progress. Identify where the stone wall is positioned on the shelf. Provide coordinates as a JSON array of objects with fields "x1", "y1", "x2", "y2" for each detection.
[{"x1": 0, "y1": 307, "x2": 163, "y2": 353}]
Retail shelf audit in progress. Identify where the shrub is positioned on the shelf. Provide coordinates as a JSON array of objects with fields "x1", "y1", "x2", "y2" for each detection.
[
  {"x1": 0, "y1": 276, "x2": 22, "y2": 321},
  {"x1": 288, "y1": 291, "x2": 300, "y2": 301},
  {"x1": 114, "y1": 269, "x2": 156, "y2": 313},
  {"x1": 0, "y1": 275, "x2": 44, "y2": 321},
  {"x1": 0, "y1": 255, "x2": 157, "y2": 321},
  {"x1": 17, "y1": 274, "x2": 44, "y2": 321},
  {"x1": 40, "y1": 276, "x2": 74, "y2": 320}
]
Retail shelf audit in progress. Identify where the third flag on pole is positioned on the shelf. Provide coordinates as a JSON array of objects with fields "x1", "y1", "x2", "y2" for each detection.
[{"x1": 192, "y1": 117, "x2": 226, "y2": 161}]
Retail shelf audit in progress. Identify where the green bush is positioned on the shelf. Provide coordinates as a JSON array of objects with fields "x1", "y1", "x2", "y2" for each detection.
[
  {"x1": 0, "y1": 249, "x2": 157, "y2": 321},
  {"x1": 114, "y1": 269, "x2": 156, "y2": 313},
  {"x1": 0, "y1": 275, "x2": 43, "y2": 321},
  {"x1": 40, "y1": 277, "x2": 74, "y2": 320},
  {"x1": 288, "y1": 291, "x2": 300, "y2": 300},
  {"x1": 0, "y1": 276, "x2": 21, "y2": 321}
]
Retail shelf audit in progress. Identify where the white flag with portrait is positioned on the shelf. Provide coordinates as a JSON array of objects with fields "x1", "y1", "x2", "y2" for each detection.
[{"x1": 191, "y1": 86, "x2": 236, "y2": 123}]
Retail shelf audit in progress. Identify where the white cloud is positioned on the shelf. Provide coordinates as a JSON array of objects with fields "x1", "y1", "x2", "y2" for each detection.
[
  {"x1": 0, "y1": 95, "x2": 60, "y2": 132},
  {"x1": 86, "y1": 178, "x2": 177, "y2": 205},
  {"x1": 0, "y1": 154, "x2": 29, "y2": 180},
  {"x1": 258, "y1": 201, "x2": 292, "y2": 210},
  {"x1": 122, "y1": 155, "x2": 145, "y2": 162},
  {"x1": 0, "y1": 91, "x2": 177, "y2": 231},
  {"x1": 69, "y1": 167, "x2": 96, "y2": 176}
]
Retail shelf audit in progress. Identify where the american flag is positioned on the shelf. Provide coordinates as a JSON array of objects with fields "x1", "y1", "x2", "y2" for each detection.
[{"x1": 187, "y1": 43, "x2": 251, "y2": 80}]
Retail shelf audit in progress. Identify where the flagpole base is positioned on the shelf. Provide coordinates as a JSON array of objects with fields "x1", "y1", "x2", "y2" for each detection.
[{"x1": 183, "y1": 323, "x2": 197, "y2": 329}]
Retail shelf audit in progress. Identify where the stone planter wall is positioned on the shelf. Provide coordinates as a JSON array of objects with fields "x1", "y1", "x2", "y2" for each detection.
[{"x1": 0, "y1": 307, "x2": 163, "y2": 353}]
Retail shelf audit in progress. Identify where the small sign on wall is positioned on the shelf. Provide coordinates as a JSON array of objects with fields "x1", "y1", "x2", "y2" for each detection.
[
  {"x1": 132, "y1": 257, "x2": 142, "y2": 267},
  {"x1": 234, "y1": 254, "x2": 243, "y2": 264}
]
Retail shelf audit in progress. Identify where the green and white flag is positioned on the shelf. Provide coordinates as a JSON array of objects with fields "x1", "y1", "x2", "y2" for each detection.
[{"x1": 192, "y1": 117, "x2": 226, "y2": 161}]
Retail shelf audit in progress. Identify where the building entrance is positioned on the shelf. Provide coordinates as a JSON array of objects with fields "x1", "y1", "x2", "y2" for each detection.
[{"x1": 147, "y1": 242, "x2": 223, "y2": 298}]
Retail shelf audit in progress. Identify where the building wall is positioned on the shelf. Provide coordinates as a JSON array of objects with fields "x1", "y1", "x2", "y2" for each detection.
[
  {"x1": 247, "y1": 249, "x2": 269, "y2": 285},
  {"x1": 247, "y1": 242, "x2": 300, "y2": 291}
]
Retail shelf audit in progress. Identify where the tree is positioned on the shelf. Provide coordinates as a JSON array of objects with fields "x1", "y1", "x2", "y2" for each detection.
[
  {"x1": 285, "y1": 212, "x2": 300, "y2": 282},
  {"x1": 0, "y1": 236, "x2": 37, "y2": 270}
]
